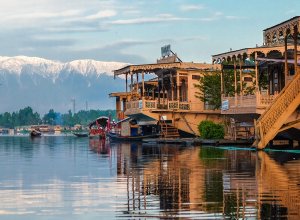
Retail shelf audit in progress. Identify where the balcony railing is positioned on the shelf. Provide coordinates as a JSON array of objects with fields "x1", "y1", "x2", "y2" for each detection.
[
  {"x1": 221, "y1": 91, "x2": 277, "y2": 114},
  {"x1": 125, "y1": 98, "x2": 196, "y2": 112}
]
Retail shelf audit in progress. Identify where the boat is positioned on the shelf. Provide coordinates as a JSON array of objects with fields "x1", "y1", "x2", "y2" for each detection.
[
  {"x1": 30, "y1": 129, "x2": 41, "y2": 137},
  {"x1": 107, "y1": 132, "x2": 159, "y2": 142},
  {"x1": 88, "y1": 116, "x2": 109, "y2": 139},
  {"x1": 73, "y1": 131, "x2": 89, "y2": 137}
]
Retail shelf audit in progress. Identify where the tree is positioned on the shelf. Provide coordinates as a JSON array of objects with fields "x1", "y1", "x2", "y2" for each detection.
[
  {"x1": 43, "y1": 109, "x2": 57, "y2": 125},
  {"x1": 194, "y1": 72, "x2": 222, "y2": 110},
  {"x1": 18, "y1": 107, "x2": 41, "y2": 125}
]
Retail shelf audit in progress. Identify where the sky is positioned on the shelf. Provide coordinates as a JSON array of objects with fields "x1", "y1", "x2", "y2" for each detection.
[{"x1": 1, "y1": 0, "x2": 300, "y2": 64}]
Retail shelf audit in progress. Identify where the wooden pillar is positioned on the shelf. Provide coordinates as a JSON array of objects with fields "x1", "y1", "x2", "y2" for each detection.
[
  {"x1": 136, "y1": 73, "x2": 139, "y2": 95},
  {"x1": 284, "y1": 35, "x2": 288, "y2": 83},
  {"x1": 234, "y1": 60, "x2": 237, "y2": 106},
  {"x1": 177, "y1": 71, "x2": 180, "y2": 101},
  {"x1": 255, "y1": 52, "x2": 259, "y2": 91},
  {"x1": 158, "y1": 75, "x2": 161, "y2": 105},
  {"x1": 116, "y1": 97, "x2": 121, "y2": 120},
  {"x1": 122, "y1": 98, "x2": 126, "y2": 111},
  {"x1": 142, "y1": 71, "x2": 145, "y2": 98},
  {"x1": 221, "y1": 65, "x2": 224, "y2": 97},
  {"x1": 126, "y1": 74, "x2": 128, "y2": 93},
  {"x1": 239, "y1": 59, "x2": 243, "y2": 95},
  {"x1": 170, "y1": 75, "x2": 174, "y2": 101},
  {"x1": 162, "y1": 75, "x2": 165, "y2": 105},
  {"x1": 130, "y1": 73, "x2": 133, "y2": 97},
  {"x1": 294, "y1": 28, "x2": 298, "y2": 74}
]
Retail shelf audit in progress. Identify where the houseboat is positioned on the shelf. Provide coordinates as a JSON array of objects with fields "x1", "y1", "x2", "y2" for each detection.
[
  {"x1": 212, "y1": 16, "x2": 300, "y2": 149},
  {"x1": 110, "y1": 48, "x2": 222, "y2": 137}
]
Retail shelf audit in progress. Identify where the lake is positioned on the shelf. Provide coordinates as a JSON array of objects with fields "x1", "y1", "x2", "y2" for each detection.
[{"x1": 0, "y1": 136, "x2": 299, "y2": 219}]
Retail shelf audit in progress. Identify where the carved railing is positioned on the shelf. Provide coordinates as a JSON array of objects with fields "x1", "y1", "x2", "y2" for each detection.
[
  {"x1": 168, "y1": 101, "x2": 179, "y2": 110},
  {"x1": 258, "y1": 94, "x2": 277, "y2": 107},
  {"x1": 144, "y1": 100, "x2": 157, "y2": 109},
  {"x1": 255, "y1": 69, "x2": 300, "y2": 149},
  {"x1": 179, "y1": 102, "x2": 190, "y2": 110},
  {"x1": 126, "y1": 99, "x2": 192, "y2": 111}
]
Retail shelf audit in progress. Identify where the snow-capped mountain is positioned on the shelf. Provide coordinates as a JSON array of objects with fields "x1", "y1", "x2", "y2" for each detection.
[{"x1": 0, "y1": 56, "x2": 128, "y2": 113}]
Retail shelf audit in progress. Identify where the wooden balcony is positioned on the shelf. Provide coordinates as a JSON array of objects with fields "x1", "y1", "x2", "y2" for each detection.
[
  {"x1": 124, "y1": 98, "x2": 217, "y2": 115},
  {"x1": 221, "y1": 92, "x2": 277, "y2": 115}
]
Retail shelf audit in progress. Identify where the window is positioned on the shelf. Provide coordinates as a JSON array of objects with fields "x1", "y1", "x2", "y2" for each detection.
[{"x1": 192, "y1": 75, "x2": 201, "y2": 80}]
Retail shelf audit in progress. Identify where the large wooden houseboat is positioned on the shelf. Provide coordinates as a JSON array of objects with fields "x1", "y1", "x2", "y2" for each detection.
[
  {"x1": 110, "y1": 50, "x2": 222, "y2": 137},
  {"x1": 212, "y1": 16, "x2": 300, "y2": 149}
]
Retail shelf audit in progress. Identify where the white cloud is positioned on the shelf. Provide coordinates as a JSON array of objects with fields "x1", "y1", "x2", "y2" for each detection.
[
  {"x1": 86, "y1": 10, "x2": 117, "y2": 20},
  {"x1": 180, "y1": 4, "x2": 204, "y2": 12},
  {"x1": 110, "y1": 14, "x2": 189, "y2": 25},
  {"x1": 225, "y1": 15, "x2": 246, "y2": 20}
]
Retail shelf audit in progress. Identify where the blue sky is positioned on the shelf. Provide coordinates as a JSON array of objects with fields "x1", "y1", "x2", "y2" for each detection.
[{"x1": 1, "y1": 0, "x2": 299, "y2": 64}]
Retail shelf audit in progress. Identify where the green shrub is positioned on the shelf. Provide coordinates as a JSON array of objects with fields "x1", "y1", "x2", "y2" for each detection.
[{"x1": 198, "y1": 120, "x2": 224, "y2": 139}]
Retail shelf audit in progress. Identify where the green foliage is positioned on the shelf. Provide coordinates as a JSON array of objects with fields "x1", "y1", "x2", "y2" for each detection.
[
  {"x1": 194, "y1": 72, "x2": 221, "y2": 109},
  {"x1": 198, "y1": 120, "x2": 224, "y2": 139},
  {"x1": 0, "y1": 106, "x2": 41, "y2": 128},
  {"x1": 43, "y1": 109, "x2": 57, "y2": 125},
  {"x1": 0, "y1": 107, "x2": 116, "y2": 128},
  {"x1": 61, "y1": 109, "x2": 116, "y2": 127}
]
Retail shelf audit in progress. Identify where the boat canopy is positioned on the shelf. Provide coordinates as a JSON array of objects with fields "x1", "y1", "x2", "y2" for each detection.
[{"x1": 88, "y1": 116, "x2": 109, "y2": 129}]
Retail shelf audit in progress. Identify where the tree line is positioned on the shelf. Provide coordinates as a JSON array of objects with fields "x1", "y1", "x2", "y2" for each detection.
[{"x1": 0, "y1": 107, "x2": 116, "y2": 128}]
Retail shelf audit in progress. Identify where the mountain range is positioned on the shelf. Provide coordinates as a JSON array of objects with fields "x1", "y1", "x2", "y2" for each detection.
[{"x1": 0, "y1": 56, "x2": 128, "y2": 114}]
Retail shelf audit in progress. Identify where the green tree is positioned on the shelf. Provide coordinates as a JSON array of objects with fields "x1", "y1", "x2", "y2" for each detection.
[
  {"x1": 18, "y1": 107, "x2": 41, "y2": 126},
  {"x1": 43, "y1": 109, "x2": 57, "y2": 125},
  {"x1": 194, "y1": 72, "x2": 222, "y2": 110}
]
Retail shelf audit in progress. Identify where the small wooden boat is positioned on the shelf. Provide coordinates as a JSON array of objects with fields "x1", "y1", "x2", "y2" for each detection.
[
  {"x1": 107, "y1": 132, "x2": 159, "y2": 142},
  {"x1": 30, "y1": 129, "x2": 41, "y2": 137},
  {"x1": 89, "y1": 116, "x2": 109, "y2": 139},
  {"x1": 73, "y1": 132, "x2": 89, "y2": 137}
]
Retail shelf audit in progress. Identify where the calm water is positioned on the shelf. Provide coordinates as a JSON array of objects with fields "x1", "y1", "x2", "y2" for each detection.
[{"x1": 0, "y1": 136, "x2": 300, "y2": 219}]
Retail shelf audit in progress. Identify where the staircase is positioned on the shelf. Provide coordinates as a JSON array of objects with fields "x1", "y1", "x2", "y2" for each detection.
[
  {"x1": 160, "y1": 119, "x2": 180, "y2": 138},
  {"x1": 254, "y1": 69, "x2": 300, "y2": 149}
]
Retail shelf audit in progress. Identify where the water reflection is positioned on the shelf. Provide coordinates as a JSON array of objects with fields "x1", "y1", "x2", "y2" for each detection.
[{"x1": 0, "y1": 136, "x2": 299, "y2": 219}]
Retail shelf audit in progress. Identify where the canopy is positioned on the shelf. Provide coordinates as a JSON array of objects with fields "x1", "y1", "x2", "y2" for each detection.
[{"x1": 88, "y1": 116, "x2": 109, "y2": 129}]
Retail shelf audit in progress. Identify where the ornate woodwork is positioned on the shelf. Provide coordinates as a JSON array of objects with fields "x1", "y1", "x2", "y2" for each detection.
[{"x1": 254, "y1": 69, "x2": 300, "y2": 149}]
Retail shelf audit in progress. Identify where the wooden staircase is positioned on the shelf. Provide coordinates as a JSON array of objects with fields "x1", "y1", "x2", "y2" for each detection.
[
  {"x1": 254, "y1": 69, "x2": 300, "y2": 149},
  {"x1": 160, "y1": 120, "x2": 180, "y2": 138}
]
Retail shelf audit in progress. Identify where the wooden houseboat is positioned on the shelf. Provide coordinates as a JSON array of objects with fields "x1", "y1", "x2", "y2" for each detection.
[
  {"x1": 110, "y1": 49, "x2": 222, "y2": 137},
  {"x1": 212, "y1": 16, "x2": 300, "y2": 149}
]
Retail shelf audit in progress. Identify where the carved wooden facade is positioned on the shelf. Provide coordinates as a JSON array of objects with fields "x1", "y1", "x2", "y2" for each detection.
[
  {"x1": 111, "y1": 61, "x2": 222, "y2": 135},
  {"x1": 212, "y1": 16, "x2": 300, "y2": 149}
]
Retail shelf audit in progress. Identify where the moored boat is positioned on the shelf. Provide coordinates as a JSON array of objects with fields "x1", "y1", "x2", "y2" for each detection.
[
  {"x1": 88, "y1": 116, "x2": 109, "y2": 139},
  {"x1": 73, "y1": 131, "x2": 89, "y2": 137},
  {"x1": 30, "y1": 129, "x2": 42, "y2": 137}
]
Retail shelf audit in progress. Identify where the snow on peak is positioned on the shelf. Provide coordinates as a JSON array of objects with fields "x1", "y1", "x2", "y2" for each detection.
[
  {"x1": 0, "y1": 56, "x2": 63, "y2": 76},
  {"x1": 64, "y1": 59, "x2": 128, "y2": 76},
  {"x1": 0, "y1": 55, "x2": 128, "y2": 78}
]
